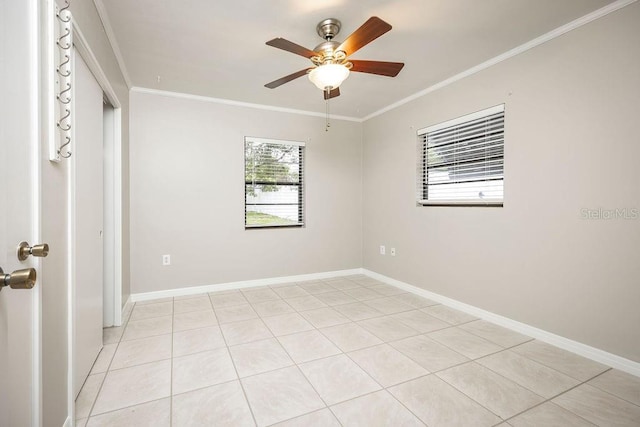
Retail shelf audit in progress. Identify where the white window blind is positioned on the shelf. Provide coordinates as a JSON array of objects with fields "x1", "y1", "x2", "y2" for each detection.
[
  {"x1": 417, "y1": 105, "x2": 505, "y2": 206},
  {"x1": 244, "y1": 137, "x2": 305, "y2": 228}
]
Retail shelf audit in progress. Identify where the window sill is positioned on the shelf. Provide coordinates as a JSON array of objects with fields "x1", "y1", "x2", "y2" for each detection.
[
  {"x1": 418, "y1": 200, "x2": 503, "y2": 207},
  {"x1": 245, "y1": 224, "x2": 305, "y2": 229}
]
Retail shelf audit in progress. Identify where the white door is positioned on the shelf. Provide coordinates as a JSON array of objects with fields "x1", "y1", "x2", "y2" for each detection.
[
  {"x1": 73, "y1": 49, "x2": 105, "y2": 395},
  {"x1": 0, "y1": 0, "x2": 40, "y2": 425}
]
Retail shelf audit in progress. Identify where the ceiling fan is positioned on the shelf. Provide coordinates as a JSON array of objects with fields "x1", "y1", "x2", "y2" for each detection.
[{"x1": 264, "y1": 17, "x2": 404, "y2": 100}]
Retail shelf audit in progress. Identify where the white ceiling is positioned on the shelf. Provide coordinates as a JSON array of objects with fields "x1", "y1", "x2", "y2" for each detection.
[{"x1": 100, "y1": 0, "x2": 613, "y2": 118}]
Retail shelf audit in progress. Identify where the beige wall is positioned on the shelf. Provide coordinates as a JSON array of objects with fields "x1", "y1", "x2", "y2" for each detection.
[
  {"x1": 362, "y1": 3, "x2": 640, "y2": 362},
  {"x1": 129, "y1": 92, "x2": 363, "y2": 293}
]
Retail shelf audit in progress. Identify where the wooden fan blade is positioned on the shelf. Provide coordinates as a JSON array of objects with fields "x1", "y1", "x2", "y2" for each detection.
[
  {"x1": 323, "y1": 87, "x2": 340, "y2": 100},
  {"x1": 265, "y1": 68, "x2": 312, "y2": 89},
  {"x1": 350, "y1": 60, "x2": 404, "y2": 77},
  {"x1": 266, "y1": 38, "x2": 319, "y2": 59},
  {"x1": 336, "y1": 17, "x2": 392, "y2": 57}
]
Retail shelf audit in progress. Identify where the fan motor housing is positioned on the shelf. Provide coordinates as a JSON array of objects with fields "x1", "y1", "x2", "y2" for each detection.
[{"x1": 314, "y1": 40, "x2": 340, "y2": 56}]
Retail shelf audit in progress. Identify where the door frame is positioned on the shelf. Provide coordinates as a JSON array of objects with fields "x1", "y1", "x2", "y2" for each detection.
[
  {"x1": 72, "y1": 20, "x2": 123, "y2": 327},
  {"x1": 66, "y1": 19, "x2": 123, "y2": 421}
]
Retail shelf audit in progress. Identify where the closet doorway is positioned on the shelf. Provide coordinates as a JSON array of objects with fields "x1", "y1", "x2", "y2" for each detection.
[{"x1": 71, "y1": 41, "x2": 123, "y2": 398}]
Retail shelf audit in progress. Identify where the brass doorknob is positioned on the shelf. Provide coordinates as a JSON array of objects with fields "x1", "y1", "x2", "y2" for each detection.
[
  {"x1": 0, "y1": 267, "x2": 37, "y2": 292},
  {"x1": 17, "y1": 241, "x2": 49, "y2": 261}
]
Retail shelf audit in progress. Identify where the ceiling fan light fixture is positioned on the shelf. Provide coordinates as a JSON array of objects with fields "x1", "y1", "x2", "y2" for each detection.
[{"x1": 308, "y1": 64, "x2": 350, "y2": 91}]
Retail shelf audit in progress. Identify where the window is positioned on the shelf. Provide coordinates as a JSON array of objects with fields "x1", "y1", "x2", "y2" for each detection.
[
  {"x1": 244, "y1": 137, "x2": 305, "y2": 228},
  {"x1": 417, "y1": 104, "x2": 504, "y2": 206}
]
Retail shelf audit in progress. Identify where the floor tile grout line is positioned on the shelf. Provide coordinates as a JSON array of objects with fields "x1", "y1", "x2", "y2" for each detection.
[
  {"x1": 80, "y1": 356, "x2": 108, "y2": 421},
  {"x1": 81, "y1": 396, "x2": 171, "y2": 423},
  {"x1": 507, "y1": 342, "x2": 611, "y2": 384},
  {"x1": 584, "y1": 368, "x2": 640, "y2": 407},
  {"x1": 263, "y1": 407, "x2": 344, "y2": 427},
  {"x1": 424, "y1": 328, "x2": 512, "y2": 361},
  {"x1": 210, "y1": 290, "x2": 260, "y2": 427},
  {"x1": 496, "y1": 371, "x2": 607, "y2": 426},
  {"x1": 314, "y1": 323, "x2": 384, "y2": 354},
  {"x1": 104, "y1": 276, "x2": 633, "y2": 425},
  {"x1": 376, "y1": 386, "x2": 428, "y2": 427},
  {"x1": 145, "y1": 286, "x2": 435, "y2": 325},
  {"x1": 265, "y1": 307, "x2": 343, "y2": 414},
  {"x1": 221, "y1": 334, "x2": 259, "y2": 424},
  {"x1": 472, "y1": 357, "x2": 575, "y2": 401},
  {"x1": 354, "y1": 317, "x2": 423, "y2": 342},
  {"x1": 83, "y1": 302, "x2": 135, "y2": 421},
  {"x1": 88, "y1": 279, "x2": 378, "y2": 421},
  {"x1": 430, "y1": 364, "x2": 508, "y2": 421},
  {"x1": 584, "y1": 368, "x2": 640, "y2": 408},
  {"x1": 473, "y1": 346, "x2": 595, "y2": 400},
  {"x1": 101, "y1": 318, "x2": 620, "y2": 424},
  {"x1": 290, "y1": 362, "x2": 331, "y2": 411},
  {"x1": 219, "y1": 315, "x2": 401, "y2": 384},
  {"x1": 339, "y1": 346, "x2": 429, "y2": 425},
  {"x1": 457, "y1": 321, "x2": 536, "y2": 349},
  {"x1": 433, "y1": 358, "x2": 613, "y2": 425}
]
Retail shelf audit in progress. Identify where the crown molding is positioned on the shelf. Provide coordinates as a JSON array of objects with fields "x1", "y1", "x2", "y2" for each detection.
[
  {"x1": 362, "y1": 0, "x2": 638, "y2": 122},
  {"x1": 98, "y1": 0, "x2": 636, "y2": 122},
  {"x1": 130, "y1": 87, "x2": 363, "y2": 122},
  {"x1": 92, "y1": 0, "x2": 132, "y2": 88}
]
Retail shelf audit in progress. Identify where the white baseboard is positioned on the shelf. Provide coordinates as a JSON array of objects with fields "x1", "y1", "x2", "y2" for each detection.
[
  {"x1": 63, "y1": 415, "x2": 72, "y2": 427},
  {"x1": 128, "y1": 266, "x2": 639, "y2": 377},
  {"x1": 129, "y1": 268, "x2": 364, "y2": 302},
  {"x1": 363, "y1": 269, "x2": 640, "y2": 377}
]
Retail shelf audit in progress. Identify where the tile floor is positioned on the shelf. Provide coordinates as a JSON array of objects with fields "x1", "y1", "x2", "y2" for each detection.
[{"x1": 76, "y1": 275, "x2": 640, "y2": 426}]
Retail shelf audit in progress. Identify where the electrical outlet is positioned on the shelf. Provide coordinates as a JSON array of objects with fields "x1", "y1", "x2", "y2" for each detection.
[
  {"x1": 390, "y1": 248, "x2": 396, "y2": 256},
  {"x1": 380, "y1": 245, "x2": 386, "y2": 255},
  {"x1": 162, "y1": 254, "x2": 171, "y2": 266}
]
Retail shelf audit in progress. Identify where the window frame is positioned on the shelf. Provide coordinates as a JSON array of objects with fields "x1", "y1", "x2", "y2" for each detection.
[
  {"x1": 244, "y1": 137, "x2": 306, "y2": 229},
  {"x1": 416, "y1": 104, "x2": 505, "y2": 207}
]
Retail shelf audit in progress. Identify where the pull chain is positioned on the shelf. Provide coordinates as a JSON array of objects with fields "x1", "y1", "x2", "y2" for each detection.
[{"x1": 325, "y1": 88, "x2": 331, "y2": 132}]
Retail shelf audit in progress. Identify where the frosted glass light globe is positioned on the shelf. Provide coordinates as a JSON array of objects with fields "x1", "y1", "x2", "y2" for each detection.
[{"x1": 308, "y1": 64, "x2": 350, "y2": 90}]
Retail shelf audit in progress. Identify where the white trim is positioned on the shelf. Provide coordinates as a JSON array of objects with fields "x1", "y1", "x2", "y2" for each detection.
[
  {"x1": 67, "y1": 44, "x2": 78, "y2": 418},
  {"x1": 66, "y1": 94, "x2": 77, "y2": 425},
  {"x1": 62, "y1": 416, "x2": 72, "y2": 427},
  {"x1": 91, "y1": 0, "x2": 132, "y2": 88},
  {"x1": 31, "y1": 0, "x2": 44, "y2": 424},
  {"x1": 72, "y1": 23, "x2": 121, "y2": 109},
  {"x1": 72, "y1": 19, "x2": 124, "y2": 327},
  {"x1": 362, "y1": 0, "x2": 638, "y2": 122},
  {"x1": 245, "y1": 136, "x2": 306, "y2": 147},
  {"x1": 130, "y1": 268, "x2": 364, "y2": 302},
  {"x1": 102, "y1": 104, "x2": 115, "y2": 327},
  {"x1": 99, "y1": 0, "x2": 636, "y2": 123},
  {"x1": 418, "y1": 200, "x2": 503, "y2": 207},
  {"x1": 417, "y1": 104, "x2": 504, "y2": 135},
  {"x1": 128, "y1": 266, "x2": 640, "y2": 376},
  {"x1": 112, "y1": 110, "x2": 123, "y2": 326},
  {"x1": 131, "y1": 87, "x2": 362, "y2": 123},
  {"x1": 362, "y1": 269, "x2": 640, "y2": 377}
]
